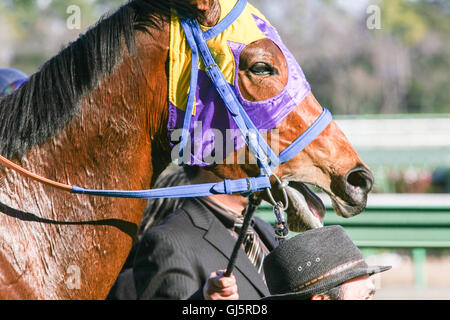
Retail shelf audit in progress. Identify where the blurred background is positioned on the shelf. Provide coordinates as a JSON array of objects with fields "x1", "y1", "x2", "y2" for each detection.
[{"x1": 1, "y1": 0, "x2": 449, "y2": 299}]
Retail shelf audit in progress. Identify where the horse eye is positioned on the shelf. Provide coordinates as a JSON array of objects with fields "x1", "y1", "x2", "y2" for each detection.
[{"x1": 249, "y1": 62, "x2": 276, "y2": 76}]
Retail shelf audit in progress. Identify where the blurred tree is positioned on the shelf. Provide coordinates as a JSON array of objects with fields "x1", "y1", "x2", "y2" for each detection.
[
  {"x1": 381, "y1": 0, "x2": 428, "y2": 45},
  {"x1": 0, "y1": 0, "x2": 448, "y2": 115},
  {"x1": 253, "y1": 0, "x2": 449, "y2": 115},
  {"x1": 0, "y1": 0, "x2": 126, "y2": 73},
  {"x1": 381, "y1": 0, "x2": 450, "y2": 45},
  {"x1": 381, "y1": 0, "x2": 449, "y2": 114}
]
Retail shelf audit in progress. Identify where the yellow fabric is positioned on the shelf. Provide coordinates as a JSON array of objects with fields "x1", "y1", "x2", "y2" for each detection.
[{"x1": 169, "y1": 0, "x2": 271, "y2": 115}]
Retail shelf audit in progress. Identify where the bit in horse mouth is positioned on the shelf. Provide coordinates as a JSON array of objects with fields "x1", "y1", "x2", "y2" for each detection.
[
  {"x1": 281, "y1": 181, "x2": 327, "y2": 232},
  {"x1": 289, "y1": 181, "x2": 326, "y2": 220}
]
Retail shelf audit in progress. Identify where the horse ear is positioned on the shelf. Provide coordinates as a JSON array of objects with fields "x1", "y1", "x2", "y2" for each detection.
[{"x1": 187, "y1": 0, "x2": 221, "y2": 27}]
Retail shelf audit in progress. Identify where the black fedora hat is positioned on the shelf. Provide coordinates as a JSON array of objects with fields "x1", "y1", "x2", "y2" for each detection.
[{"x1": 262, "y1": 225, "x2": 391, "y2": 300}]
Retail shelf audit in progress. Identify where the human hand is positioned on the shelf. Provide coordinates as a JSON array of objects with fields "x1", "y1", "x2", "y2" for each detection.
[{"x1": 203, "y1": 270, "x2": 239, "y2": 300}]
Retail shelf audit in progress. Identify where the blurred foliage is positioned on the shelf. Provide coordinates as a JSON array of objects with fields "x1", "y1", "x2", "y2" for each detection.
[
  {"x1": 0, "y1": 0, "x2": 449, "y2": 115},
  {"x1": 382, "y1": 0, "x2": 429, "y2": 45},
  {"x1": 381, "y1": 0, "x2": 450, "y2": 45},
  {"x1": 253, "y1": 0, "x2": 449, "y2": 115},
  {"x1": 0, "y1": 0, "x2": 127, "y2": 73},
  {"x1": 378, "y1": 0, "x2": 450, "y2": 114}
]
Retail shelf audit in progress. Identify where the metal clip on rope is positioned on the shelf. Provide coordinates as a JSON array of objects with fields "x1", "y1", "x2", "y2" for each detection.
[
  {"x1": 273, "y1": 201, "x2": 289, "y2": 243},
  {"x1": 265, "y1": 173, "x2": 289, "y2": 211}
]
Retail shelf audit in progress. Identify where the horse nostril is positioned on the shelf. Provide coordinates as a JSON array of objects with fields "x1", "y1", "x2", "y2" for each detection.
[{"x1": 346, "y1": 167, "x2": 374, "y2": 193}]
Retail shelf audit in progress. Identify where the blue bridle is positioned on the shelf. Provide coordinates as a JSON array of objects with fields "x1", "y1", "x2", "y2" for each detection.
[{"x1": 71, "y1": 0, "x2": 332, "y2": 200}]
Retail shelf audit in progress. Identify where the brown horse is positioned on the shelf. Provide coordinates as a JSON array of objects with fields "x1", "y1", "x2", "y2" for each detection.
[{"x1": 0, "y1": 0, "x2": 373, "y2": 299}]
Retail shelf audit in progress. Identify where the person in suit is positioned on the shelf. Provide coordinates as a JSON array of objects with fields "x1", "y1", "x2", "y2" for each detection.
[
  {"x1": 107, "y1": 166, "x2": 189, "y2": 300},
  {"x1": 108, "y1": 166, "x2": 277, "y2": 300}
]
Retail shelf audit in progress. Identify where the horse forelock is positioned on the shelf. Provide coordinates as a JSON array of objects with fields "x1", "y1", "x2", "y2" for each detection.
[{"x1": 0, "y1": 0, "x2": 200, "y2": 160}]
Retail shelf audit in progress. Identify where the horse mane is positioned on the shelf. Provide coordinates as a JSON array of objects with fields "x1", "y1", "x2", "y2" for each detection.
[{"x1": 0, "y1": 0, "x2": 199, "y2": 159}]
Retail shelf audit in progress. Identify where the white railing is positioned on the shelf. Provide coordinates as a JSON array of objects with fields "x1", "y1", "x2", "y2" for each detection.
[{"x1": 335, "y1": 115, "x2": 450, "y2": 149}]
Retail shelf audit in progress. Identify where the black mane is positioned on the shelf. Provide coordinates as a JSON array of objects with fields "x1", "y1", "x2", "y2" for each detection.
[{"x1": 0, "y1": 0, "x2": 198, "y2": 159}]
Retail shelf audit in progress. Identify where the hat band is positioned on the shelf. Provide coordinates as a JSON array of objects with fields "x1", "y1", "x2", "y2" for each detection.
[{"x1": 295, "y1": 259, "x2": 364, "y2": 291}]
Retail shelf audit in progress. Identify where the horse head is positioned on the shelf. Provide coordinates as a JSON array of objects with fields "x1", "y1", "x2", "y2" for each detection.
[{"x1": 179, "y1": 0, "x2": 374, "y2": 231}]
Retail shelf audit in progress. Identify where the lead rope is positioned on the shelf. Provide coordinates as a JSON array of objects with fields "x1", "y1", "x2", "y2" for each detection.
[
  {"x1": 224, "y1": 194, "x2": 260, "y2": 277},
  {"x1": 224, "y1": 195, "x2": 290, "y2": 277}
]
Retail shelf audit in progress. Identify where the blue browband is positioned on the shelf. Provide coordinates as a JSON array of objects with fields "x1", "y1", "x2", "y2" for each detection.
[{"x1": 71, "y1": 0, "x2": 332, "y2": 199}]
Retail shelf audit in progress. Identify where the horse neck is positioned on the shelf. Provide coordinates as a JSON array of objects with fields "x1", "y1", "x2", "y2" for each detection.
[{"x1": 0, "y1": 26, "x2": 171, "y2": 299}]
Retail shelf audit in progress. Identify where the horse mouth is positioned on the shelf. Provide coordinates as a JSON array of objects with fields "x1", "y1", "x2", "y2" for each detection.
[
  {"x1": 283, "y1": 181, "x2": 326, "y2": 232},
  {"x1": 329, "y1": 195, "x2": 367, "y2": 218}
]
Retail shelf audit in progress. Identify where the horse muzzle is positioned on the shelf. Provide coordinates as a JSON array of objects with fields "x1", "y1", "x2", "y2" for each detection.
[{"x1": 330, "y1": 164, "x2": 374, "y2": 218}]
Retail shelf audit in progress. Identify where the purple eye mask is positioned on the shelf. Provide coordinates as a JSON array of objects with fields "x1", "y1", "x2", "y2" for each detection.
[{"x1": 168, "y1": 14, "x2": 311, "y2": 166}]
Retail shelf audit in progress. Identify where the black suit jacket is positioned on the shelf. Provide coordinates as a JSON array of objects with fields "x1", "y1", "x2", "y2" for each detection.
[{"x1": 108, "y1": 198, "x2": 276, "y2": 300}]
